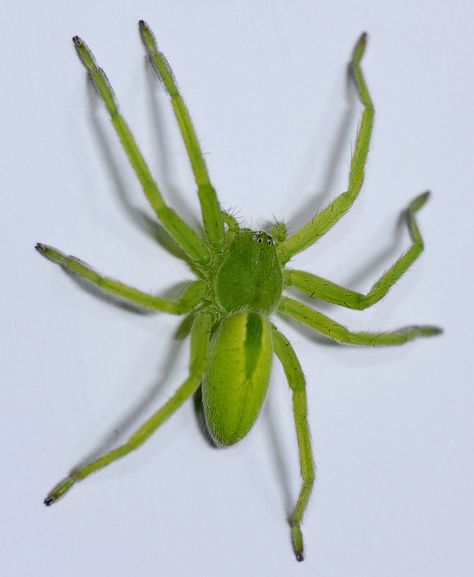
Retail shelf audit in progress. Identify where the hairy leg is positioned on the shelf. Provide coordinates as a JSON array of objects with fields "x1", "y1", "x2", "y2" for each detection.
[
  {"x1": 73, "y1": 36, "x2": 210, "y2": 267},
  {"x1": 139, "y1": 21, "x2": 225, "y2": 251},
  {"x1": 270, "y1": 221, "x2": 288, "y2": 245},
  {"x1": 222, "y1": 211, "x2": 240, "y2": 233},
  {"x1": 36, "y1": 244, "x2": 207, "y2": 313},
  {"x1": 284, "y1": 192, "x2": 429, "y2": 309},
  {"x1": 278, "y1": 33, "x2": 374, "y2": 265},
  {"x1": 279, "y1": 296, "x2": 442, "y2": 346},
  {"x1": 272, "y1": 326, "x2": 315, "y2": 562},
  {"x1": 44, "y1": 309, "x2": 213, "y2": 505}
]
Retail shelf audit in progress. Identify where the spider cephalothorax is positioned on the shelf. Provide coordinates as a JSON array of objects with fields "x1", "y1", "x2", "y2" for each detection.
[
  {"x1": 213, "y1": 228, "x2": 282, "y2": 314},
  {"x1": 38, "y1": 22, "x2": 441, "y2": 561}
]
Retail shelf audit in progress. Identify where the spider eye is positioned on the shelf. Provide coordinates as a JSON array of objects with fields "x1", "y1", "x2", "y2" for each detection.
[
  {"x1": 257, "y1": 237, "x2": 263, "y2": 244},
  {"x1": 267, "y1": 238, "x2": 273, "y2": 245}
]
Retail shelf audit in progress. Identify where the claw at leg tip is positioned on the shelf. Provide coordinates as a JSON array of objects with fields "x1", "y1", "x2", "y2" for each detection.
[
  {"x1": 139, "y1": 20, "x2": 152, "y2": 36},
  {"x1": 44, "y1": 495, "x2": 55, "y2": 507},
  {"x1": 353, "y1": 32, "x2": 369, "y2": 63},
  {"x1": 430, "y1": 327, "x2": 443, "y2": 336},
  {"x1": 291, "y1": 524, "x2": 305, "y2": 562},
  {"x1": 358, "y1": 31, "x2": 368, "y2": 47}
]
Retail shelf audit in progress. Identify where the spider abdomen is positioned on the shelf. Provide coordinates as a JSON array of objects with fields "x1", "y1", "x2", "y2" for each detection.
[{"x1": 202, "y1": 312, "x2": 273, "y2": 446}]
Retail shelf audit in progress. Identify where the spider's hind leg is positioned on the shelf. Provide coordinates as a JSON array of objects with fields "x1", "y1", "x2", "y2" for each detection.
[
  {"x1": 44, "y1": 309, "x2": 213, "y2": 505},
  {"x1": 272, "y1": 325, "x2": 315, "y2": 562}
]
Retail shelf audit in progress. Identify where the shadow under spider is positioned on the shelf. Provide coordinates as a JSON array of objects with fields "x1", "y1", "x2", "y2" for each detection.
[
  {"x1": 143, "y1": 56, "x2": 203, "y2": 232},
  {"x1": 84, "y1": 63, "x2": 196, "y2": 271},
  {"x1": 63, "y1": 270, "x2": 194, "y2": 316},
  {"x1": 60, "y1": 68, "x2": 205, "y2": 475},
  {"x1": 262, "y1": 388, "x2": 295, "y2": 518},
  {"x1": 282, "y1": 62, "x2": 357, "y2": 234},
  {"x1": 72, "y1": 330, "x2": 187, "y2": 471},
  {"x1": 285, "y1": 207, "x2": 409, "y2": 319}
]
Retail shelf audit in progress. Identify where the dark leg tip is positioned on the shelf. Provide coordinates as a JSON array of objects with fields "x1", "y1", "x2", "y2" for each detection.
[
  {"x1": 352, "y1": 32, "x2": 369, "y2": 65},
  {"x1": 418, "y1": 190, "x2": 431, "y2": 204},
  {"x1": 296, "y1": 552, "x2": 304, "y2": 562},
  {"x1": 35, "y1": 243, "x2": 45, "y2": 252},
  {"x1": 44, "y1": 496, "x2": 55, "y2": 507},
  {"x1": 428, "y1": 326, "x2": 443, "y2": 336}
]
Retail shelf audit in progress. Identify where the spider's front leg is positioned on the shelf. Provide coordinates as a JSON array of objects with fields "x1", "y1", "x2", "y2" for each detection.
[
  {"x1": 35, "y1": 244, "x2": 207, "y2": 313},
  {"x1": 278, "y1": 33, "x2": 373, "y2": 265},
  {"x1": 139, "y1": 21, "x2": 226, "y2": 251},
  {"x1": 44, "y1": 309, "x2": 212, "y2": 505},
  {"x1": 72, "y1": 36, "x2": 210, "y2": 267},
  {"x1": 272, "y1": 326, "x2": 315, "y2": 562}
]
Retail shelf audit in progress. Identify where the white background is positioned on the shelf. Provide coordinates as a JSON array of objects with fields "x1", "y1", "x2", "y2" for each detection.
[{"x1": 2, "y1": 1, "x2": 473, "y2": 576}]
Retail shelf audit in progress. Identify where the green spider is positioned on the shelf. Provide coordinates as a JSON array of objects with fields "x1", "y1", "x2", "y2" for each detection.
[{"x1": 37, "y1": 21, "x2": 441, "y2": 561}]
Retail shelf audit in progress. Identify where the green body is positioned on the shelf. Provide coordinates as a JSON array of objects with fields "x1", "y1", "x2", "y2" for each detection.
[
  {"x1": 214, "y1": 230, "x2": 282, "y2": 314},
  {"x1": 203, "y1": 312, "x2": 273, "y2": 445},
  {"x1": 38, "y1": 25, "x2": 441, "y2": 563},
  {"x1": 204, "y1": 229, "x2": 281, "y2": 445}
]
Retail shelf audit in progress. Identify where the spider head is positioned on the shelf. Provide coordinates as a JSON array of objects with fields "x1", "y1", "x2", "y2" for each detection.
[
  {"x1": 214, "y1": 229, "x2": 283, "y2": 313},
  {"x1": 251, "y1": 230, "x2": 275, "y2": 246}
]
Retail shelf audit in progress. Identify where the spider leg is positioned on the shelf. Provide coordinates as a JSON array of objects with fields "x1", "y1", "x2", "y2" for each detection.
[
  {"x1": 283, "y1": 192, "x2": 429, "y2": 309},
  {"x1": 36, "y1": 244, "x2": 207, "y2": 313},
  {"x1": 272, "y1": 325, "x2": 315, "y2": 562},
  {"x1": 44, "y1": 309, "x2": 212, "y2": 505},
  {"x1": 279, "y1": 296, "x2": 442, "y2": 346},
  {"x1": 222, "y1": 211, "x2": 240, "y2": 233},
  {"x1": 140, "y1": 21, "x2": 226, "y2": 251},
  {"x1": 277, "y1": 33, "x2": 374, "y2": 265},
  {"x1": 270, "y1": 221, "x2": 288, "y2": 245},
  {"x1": 73, "y1": 36, "x2": 210, "y2": 267}
]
